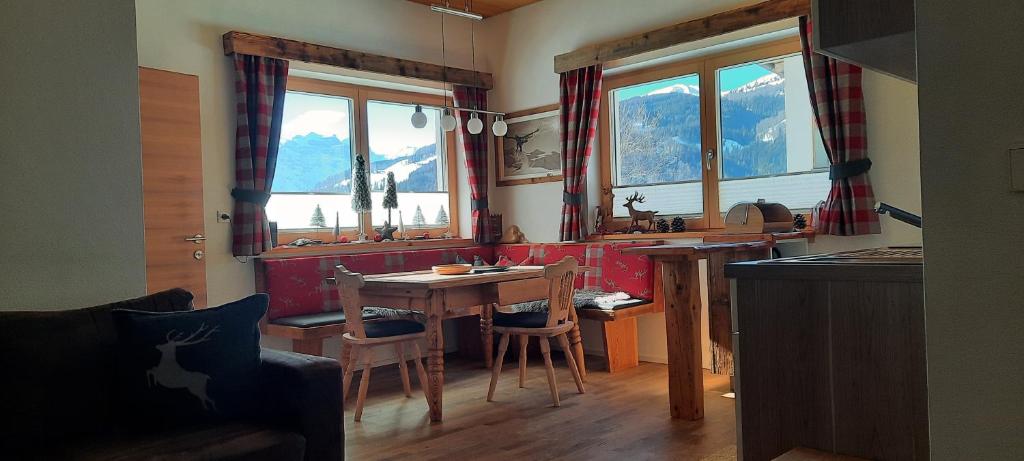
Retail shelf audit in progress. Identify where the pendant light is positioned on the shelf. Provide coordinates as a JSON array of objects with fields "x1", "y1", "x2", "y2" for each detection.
[
  {"x1": 467, "y1": 112, "x2": 483, "y2": 135},
  {"x1": 441, "y1": 108, "x2": 458, "y2": 132},
  {"x1": 492, "y1": 114, "x2": 508, "y2": 136},
  {"x1": 438, "y1": 6, "x2": 458, "y2": 132},
  {"x1": 410, "y1": 105, "x2": 428, "y2": 128}
]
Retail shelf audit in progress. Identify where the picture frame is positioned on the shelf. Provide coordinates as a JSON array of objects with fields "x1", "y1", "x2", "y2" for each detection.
[{"x1": 494, "y1": 103, "x2": 563, "y2": 187}]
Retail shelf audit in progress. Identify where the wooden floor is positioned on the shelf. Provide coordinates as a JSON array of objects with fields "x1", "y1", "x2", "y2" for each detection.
[{"x1": 345, "y1": 354, "x2": 738, "y2": 460}]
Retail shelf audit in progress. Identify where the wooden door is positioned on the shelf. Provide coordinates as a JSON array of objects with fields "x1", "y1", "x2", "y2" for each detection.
[{"x1": 139, "y1": 67, "x2": 207, "y2": 307}]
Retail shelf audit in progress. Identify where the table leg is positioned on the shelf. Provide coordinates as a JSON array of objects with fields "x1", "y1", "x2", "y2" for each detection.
[
  {"x1": 480, "y1": 303, "x2": 494, "y2": 369},
  {"x1": 661, "y1": 259, "x2": 704, "y2": 420},
  {"x1": 426, "y1": 291, "x2": 445, "y2": 422}
]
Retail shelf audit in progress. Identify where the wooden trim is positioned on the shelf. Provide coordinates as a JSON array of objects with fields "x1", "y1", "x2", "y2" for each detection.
[
  {"x1": 553, "y1": 0, "x2": 811, "y2": 73},
  {"x1": 494, "y1": 104, "x2": 563, "y2": 187},
  {"x1": 256, "y1": 238, "x2": 477, "y2": 259},
  {"x1": 224, "y1": 31, "x2": 493, "y2": 89}
]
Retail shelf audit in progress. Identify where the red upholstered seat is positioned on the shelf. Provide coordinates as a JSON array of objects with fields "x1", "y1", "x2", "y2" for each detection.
[
  {"x1": 260, "y1": 246, "x2": 496, "y2": 320},
  {"x1": 494, "y1": 242, "x2": 657, "y2": 300}
]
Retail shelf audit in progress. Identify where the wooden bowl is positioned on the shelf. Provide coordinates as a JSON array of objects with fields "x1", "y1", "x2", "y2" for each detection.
[{"x1": 432, "y1": 264, "x2": 472, "y2": 275}]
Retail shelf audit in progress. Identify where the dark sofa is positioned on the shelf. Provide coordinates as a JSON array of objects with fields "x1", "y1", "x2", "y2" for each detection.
[{"x1": 0, "y1": 289, "x2": 343, "y2": 461}]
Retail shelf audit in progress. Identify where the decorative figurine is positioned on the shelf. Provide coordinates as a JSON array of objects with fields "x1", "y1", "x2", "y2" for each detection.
[
  {"x1": 381, "y1": 172, "x2": 399, "y2": 240},
  {"x1": 623, "y1": 192, "x2": 659, "y2": 231},
  {"x1": 671, "y1": 216, "x2": 687, "y2": 233}
]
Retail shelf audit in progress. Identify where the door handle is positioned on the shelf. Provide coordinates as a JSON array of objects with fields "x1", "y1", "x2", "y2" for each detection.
[
  {"x1": 184, "y1": 234, "x2": 207, "y2": 244},
  {"x1": 706, "y1": 148, "x2": 716, "y2": 171}
]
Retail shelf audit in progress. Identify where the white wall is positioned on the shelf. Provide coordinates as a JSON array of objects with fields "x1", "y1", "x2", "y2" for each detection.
[
  {"x1": 0, "y1": 0, "x2": 147, "y2": 310},
  {"x1": 917, "y1": 1, "x2": 1024, "y2": 458},
  {"x1": 478, "y1": 0, "x2": 922, "y2": 365},
  {"x1": 135, "y1": 0, "x2": 484, "y2": 310}
]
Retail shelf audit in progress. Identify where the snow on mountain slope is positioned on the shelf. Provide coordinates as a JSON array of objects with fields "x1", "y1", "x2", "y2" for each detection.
[{"x1": 648, "y1": 83, "x2": 700, "y2": 96}]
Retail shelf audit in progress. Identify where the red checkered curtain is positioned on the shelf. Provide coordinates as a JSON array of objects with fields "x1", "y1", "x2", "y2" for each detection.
[
  {"x1": 453, "y1": 86, "x2": 493, "y2": 243},
  {"x1": 800, "y1": 18, "x2": 880, "y2": 236},
  {"x1": 559, "y1": 65, "x2": 603, "y2": 242},
  {"x1": 230, "y1": 54, "x2": 289, "y2": 256}
]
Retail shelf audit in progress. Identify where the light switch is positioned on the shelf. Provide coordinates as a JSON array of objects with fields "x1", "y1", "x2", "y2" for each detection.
[{"x1": 1012, "y1": 148, "x2": 1024, "y2": 192}]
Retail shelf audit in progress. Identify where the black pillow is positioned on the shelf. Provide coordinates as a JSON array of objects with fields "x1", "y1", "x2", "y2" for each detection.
[{"x1": 111, "y1": 294, "x2": 268, "y2": 430}]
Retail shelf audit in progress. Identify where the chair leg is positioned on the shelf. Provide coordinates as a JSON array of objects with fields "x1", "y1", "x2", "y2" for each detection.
[
  {"x1": 342, "y1": 344, "x2": 359, "y2": 403},
  {"x1": 411, "y1": 342, "x2": 431, "y2": 403},
  {"x1": 354, "y1": 347, "x2": 374, "y2": 422},
  {"x1": 539, "y1": 338, "x2": 560, "y2": 407},
  {"x1": 569, "y1": 322, "x2": 587, "y2": 382},
  {"x1": 487, "y1": 333, "x2": 511, "y2": 402},
  {"x1": 395, "y1": 342, "x2": 412, "y2": 397},
  {"x1": 558, "y1": 334, "x2": 585, "y2": 394},
  {"x1": 518, "y1": 334, "x2": 529, "y2": 388}
]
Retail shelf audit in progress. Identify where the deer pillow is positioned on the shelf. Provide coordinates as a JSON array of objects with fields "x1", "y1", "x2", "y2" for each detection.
[{"x1": 111, "y1": 294, "x2": 268, "y2": 431}]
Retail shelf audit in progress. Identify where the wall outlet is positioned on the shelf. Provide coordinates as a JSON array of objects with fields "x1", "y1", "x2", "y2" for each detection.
[
  {"x1": 1011, "y1": 148, "x2": 1024, "y2": 192},
  {"x1": 216, "y1": 211, "x2": 231, "y2": 223}
]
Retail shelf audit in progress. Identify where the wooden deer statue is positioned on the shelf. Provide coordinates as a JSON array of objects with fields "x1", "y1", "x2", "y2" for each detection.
[
  {"x1": 148, "y1": 323, "x2": 220, "y2": 411},
  {"x1": 623, "y1": 192, "x2": 659, "y2": 231}
]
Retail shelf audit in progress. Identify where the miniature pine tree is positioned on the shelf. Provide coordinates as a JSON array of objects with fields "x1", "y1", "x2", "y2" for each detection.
[
  {"x1": 412, "y1": 205, "x2": 427, "y2": 227},
  {"x1": 310, "y1": 204, "x2": 326, "y2": 227},
  {"x1": 382, "y1": 171, "x2": 399, "y2": 224},
  {"x1": 333, "y1": 212, "x2": 341, "y2": 239},
  {"x1": 351, "y1": 155, "x2": 372, "y2": 213},
  {"x1": 435, "y1": 205, "x2": 449, "y2": 225}
]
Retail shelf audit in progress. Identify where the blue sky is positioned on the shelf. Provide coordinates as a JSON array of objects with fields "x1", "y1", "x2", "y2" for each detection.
[{"x1": 615, "y1": 63, "x2": 773, "y2": 101}]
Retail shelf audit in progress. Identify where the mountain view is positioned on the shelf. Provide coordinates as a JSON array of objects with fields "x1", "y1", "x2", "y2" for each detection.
[
  {"x1": 272, "y1": 134, "x2": 441, "y2": 194},
  {"x1": 615, "y1": 70, "x2": 790, "y2": 186}
]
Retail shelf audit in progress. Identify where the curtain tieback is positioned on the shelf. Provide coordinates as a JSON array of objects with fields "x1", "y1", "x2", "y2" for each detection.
[
  {"x1": 472, "y1": 198, "x2": 489, "y2": 211},
  {"x1": 231, "y1": 188, "x2": 271, "y2": 207},
  {"x1": 829, "y1": 158, "x2": 873, "y2": 180},
  {"x1": 563, "y1": 191, "x2": 584, "y2": 206}
]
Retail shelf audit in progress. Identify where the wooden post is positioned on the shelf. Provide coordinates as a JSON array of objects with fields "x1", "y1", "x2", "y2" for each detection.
[
  {"x1": 425, "y1": 290, "x2": 446, "y2": 422},
  {"x1": 660, "y1": 259, "x2": 705, "y2": 420}
]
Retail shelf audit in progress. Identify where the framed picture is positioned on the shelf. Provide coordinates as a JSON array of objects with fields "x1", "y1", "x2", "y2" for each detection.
[{"x1": 495, "y1": 104, "x2": 563, "y2": 186}]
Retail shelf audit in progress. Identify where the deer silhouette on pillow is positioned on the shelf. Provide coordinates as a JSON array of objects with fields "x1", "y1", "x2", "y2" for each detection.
[{"x1": 148, "y1": 323, "x2": 220, "y2": 411}]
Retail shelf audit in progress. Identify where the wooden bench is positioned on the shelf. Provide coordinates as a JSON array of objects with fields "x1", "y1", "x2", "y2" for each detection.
[{"x1": 577, "y1": 267, "x2": 664, "y2": 373}]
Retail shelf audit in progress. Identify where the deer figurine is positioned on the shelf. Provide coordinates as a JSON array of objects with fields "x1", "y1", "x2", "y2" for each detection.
[
  {"x1": 623, "y1": 192, "x2": 659, "y2": 231},
  {"x1": 147, "y1": 323, "x2": 220, "y2": 411}
]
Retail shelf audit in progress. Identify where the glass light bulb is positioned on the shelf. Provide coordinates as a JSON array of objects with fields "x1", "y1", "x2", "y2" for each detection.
[
  {"x1": 410, "y1": 105, "x2": 428, "y2": 128},
  {"x1": 441, "y1": 108, "x2": 458, "y2": 132},
  {"x1": 491, "y1": 116, "x2": 508, "y2": 137},
  {"x1": 467, "y1": 113, "x2": 483, "y2": 135}
]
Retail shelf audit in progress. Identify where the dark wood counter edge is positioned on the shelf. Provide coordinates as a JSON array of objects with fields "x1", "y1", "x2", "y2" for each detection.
[{"x1": 724, "y1": 260, "x2": 923, "y2": 282}]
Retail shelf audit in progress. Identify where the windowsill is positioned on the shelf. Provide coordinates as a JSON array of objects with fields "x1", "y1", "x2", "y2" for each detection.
[
  {"x1": 587, "y1": 228, "x2": 815, "y2": 243},
  {"x1": 256, "y1": 238, "x2": 475, "y2": 259}
]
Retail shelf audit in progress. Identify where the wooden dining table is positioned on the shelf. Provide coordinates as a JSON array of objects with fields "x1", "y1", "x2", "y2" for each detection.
[
  {"x1": 622, "y1": 242, "x2": 771, "y2": 421},
  {"x1": 349, "y1": 266, "x2": 582, "y2": 422}
]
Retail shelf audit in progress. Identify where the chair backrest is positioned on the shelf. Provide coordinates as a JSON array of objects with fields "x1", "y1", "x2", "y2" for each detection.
[
  {"x1": 544, "y1": 256, "x2": 579, "y2": 328},
  {"x1": 334, "y1": 264, "x2": 367, "y2": 339}
]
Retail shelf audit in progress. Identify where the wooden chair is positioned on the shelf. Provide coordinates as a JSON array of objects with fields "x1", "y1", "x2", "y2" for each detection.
[
  {"x1": 487, "y1": 256, "x2": 586, "y2": 407},
  {"x1": 334, "y1": 264, "x2": 430, "y2": 422}
]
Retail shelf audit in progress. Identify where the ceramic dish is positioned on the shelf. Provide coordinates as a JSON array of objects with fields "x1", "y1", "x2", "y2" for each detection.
[{"x1": 432, "y1": 264, "x2": 473, "y2": 275}]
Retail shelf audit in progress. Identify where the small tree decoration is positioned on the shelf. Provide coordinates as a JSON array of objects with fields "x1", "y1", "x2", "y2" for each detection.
[
  {"x1": 398, "y1": 210, "x2": 406, "y2": 240},
  {"x1": 671, "y1": 216, "x2": 687, "y2": 233},
  {"x1": 412, "y1": 205, "x2": 427, "y2": 227},
  {"x1": 351, "y1": 155, "x2": 372, "y2": 241},
  {"x1": 310, "y1": 204, "x2": 326, "y2": 228},
  {"x1": 332, "y1": 212, "x2": 341, "y2": 241},
  {"x1": 377, "y1": 171, "x2": 399, "y2": 240},
  {"x1": 435, "y1": 206, "x2": 449, "y2": 225}
]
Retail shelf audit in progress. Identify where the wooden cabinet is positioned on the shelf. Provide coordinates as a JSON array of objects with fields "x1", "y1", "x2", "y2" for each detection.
[
  {"x1": 726, "y1": 248, "x2": 928, "y2": 460},
  {"x1": 812, "y1": 0, "x2": 917, "y2": 82}
]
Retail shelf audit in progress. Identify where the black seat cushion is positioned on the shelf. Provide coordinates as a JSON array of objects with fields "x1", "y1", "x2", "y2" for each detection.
[
  {"x1": 270, "y1": 310, "x2": 381, "y2": 329},
  {"x1": 363, "y1": 320, "x2": 425, "y2": 338},
  {"x1": 493, "y1": 311, "x2": 550, "y2": 329}
]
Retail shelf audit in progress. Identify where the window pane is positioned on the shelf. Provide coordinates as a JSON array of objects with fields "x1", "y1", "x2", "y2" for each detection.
[
  {"x1": 267, "y1": 91, "x2": 356, "y2": 230},
  {"x1": 610, "y1": 73, "x2": 704, "y2": 217},
  {"x1": 717, "y1": 54, "x2": 830, "y2": 212},
  {"x1": 366, "y1": 100, "x2": 450, "y2": 227}
]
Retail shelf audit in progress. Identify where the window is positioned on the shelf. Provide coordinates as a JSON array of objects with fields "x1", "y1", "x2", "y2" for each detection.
[
  {"x1": 601, "y1": 38, "x2": 829, "y2": 230},
  {"x1": 266, "y1": 78, "x2": 458, "y2": 237}
]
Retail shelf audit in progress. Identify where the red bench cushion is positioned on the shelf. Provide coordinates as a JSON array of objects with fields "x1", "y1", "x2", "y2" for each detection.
[
  {"x1": 261, "y1": 246, "x2": 495, "y2": 320},
  {"x1": 494, "y1": 242, "x2": 657, "y2": 300}
]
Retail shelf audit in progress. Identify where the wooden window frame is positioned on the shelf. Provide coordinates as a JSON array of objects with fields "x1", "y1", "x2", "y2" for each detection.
[
  {"x1": 275, "y1": 77, "x2": 459, "y2": 243},
  {"x1": 599, "y1": 37, "x2": 805, "y2": 231}
]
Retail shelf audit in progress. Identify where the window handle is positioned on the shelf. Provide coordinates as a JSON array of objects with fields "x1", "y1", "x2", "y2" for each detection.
[
  {"x1": 706, "y1": 148, "x2": 716, "y2": 171},
  {"x1": 184, "y1": 234, "x2": 207, "y2": 244}
]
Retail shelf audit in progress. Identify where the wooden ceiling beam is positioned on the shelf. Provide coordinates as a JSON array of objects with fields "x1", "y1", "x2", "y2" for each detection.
[
  {"x1": 553, "y1": 0, "x2": 811, "y2": 74},
  {"x1": 223, "y1": 31, "x2": 493, "y2": 90}
]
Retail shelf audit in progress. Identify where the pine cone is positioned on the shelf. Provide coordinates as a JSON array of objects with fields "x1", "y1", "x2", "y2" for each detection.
[
  {"x1": 656, "y1": 218, "x2": 670, "y2": 233},
  {"x1": 793, "y1": 214, "x2": 808, "y2": 230},
  {"x1": 671, "y1": 217, "x2": 686, "y2": 233}
]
